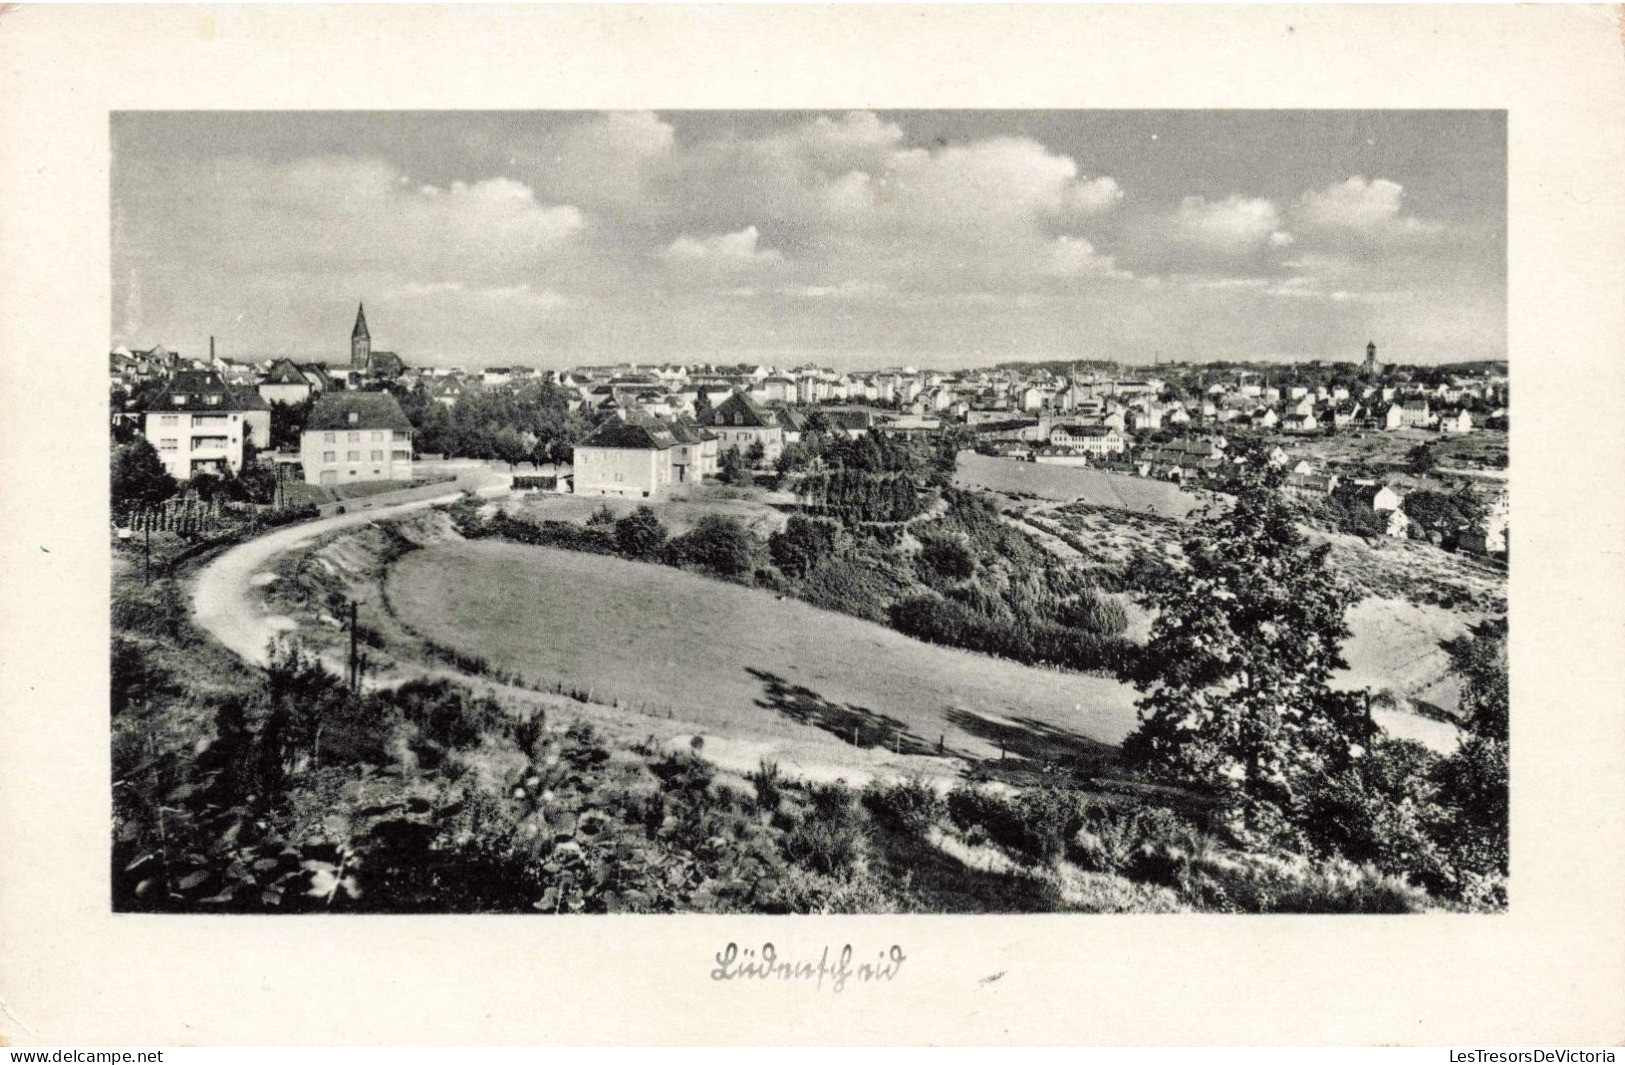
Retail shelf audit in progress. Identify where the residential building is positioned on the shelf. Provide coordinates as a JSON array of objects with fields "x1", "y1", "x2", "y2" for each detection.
[
  {"x1": 258, "y1": 358, "x2": 313, "y2": 406},
  {"x1": 1047, "y1": 424, "x2": 1126, "y2": 457},
  {"x1": 573, "y1": 417, "x2": 707, "y2": 497},
  {"x1": 300, "y1": 391, "x2": 415, "y2": 486},
  {"x1": 697, "y1": 389, "x2": 786, "y2": 463},
  {"x1": 143, "y1": 371, "x2": 272, "y2": 480}
]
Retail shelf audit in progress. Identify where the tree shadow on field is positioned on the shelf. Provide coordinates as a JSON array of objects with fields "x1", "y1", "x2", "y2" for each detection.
[
  {"x1": 746, "y1": 668, "x2": 940, "y2": 756},
  {"x1": 943, "y1": 707, "x2": 1116, "y2": 788}
]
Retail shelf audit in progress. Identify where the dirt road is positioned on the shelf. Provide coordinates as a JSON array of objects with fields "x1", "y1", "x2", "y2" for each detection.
[{"x1": 189, "y1": 464, "x2": 520, "y2": 666}]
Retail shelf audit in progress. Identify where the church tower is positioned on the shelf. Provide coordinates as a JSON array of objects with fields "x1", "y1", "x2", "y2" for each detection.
[
  {"x1": 351, "y1": 303, "x2": 371, "y2": 369},
  {"x1": 1363, "y1": 340, "x2": 1379, "y2": 378}
]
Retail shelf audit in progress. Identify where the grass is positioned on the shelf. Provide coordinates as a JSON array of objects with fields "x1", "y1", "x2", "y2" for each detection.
[
  {"x1": 954, "y1": 452, "x2": 1204, "y2": 519},
  {"x1": 384, "y1": 538, "x2": 1143, "y2": 761}
]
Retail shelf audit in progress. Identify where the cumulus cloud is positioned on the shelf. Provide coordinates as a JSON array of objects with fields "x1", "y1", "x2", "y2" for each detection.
[
  {"x1": 1047, "y1": 236, "x2": 1131, "y2": 279},
  {"x1": 663, "y1": 225, "x2": 784, "y2": 268},
  {"x1": 1168, "y1": 194, "x2": 1283, "y2": 250},
  {"x1": 1292, "y1": 176, "x2": 1443, "y2": 239},
  {"x1": 111, "y1": 111, "x2": 1502, "y2": 367}
]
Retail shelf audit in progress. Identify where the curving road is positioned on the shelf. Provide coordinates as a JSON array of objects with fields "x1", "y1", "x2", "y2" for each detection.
[{"x1": 191, "y1": 470, "x2": 513, "y2": 666}]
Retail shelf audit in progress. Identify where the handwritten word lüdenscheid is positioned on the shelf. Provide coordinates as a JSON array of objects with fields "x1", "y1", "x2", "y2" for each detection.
[{"x1": 711, "y1": 942, "x2": 906, "y2": 992}]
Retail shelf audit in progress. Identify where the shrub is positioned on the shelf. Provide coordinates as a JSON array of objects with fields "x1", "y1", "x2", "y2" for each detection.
[
  {"x1": 783, "y1": 781, "x2": 866, "y2": 875},
  {"x1": 748, "y1": 758, "x2": 783, "y2": 812},
  {"x1": 769, "y1": 514, "x2": 843, "y2": 578},
  {"x1": 385, "y1": 677, "x2": 507, "y2": 759},
  {"x1": 917, "y1": 534, "x2": 976, "y2": 581},
  {"x1": 862, "y1": 776, "x2": 945, "y2": 835},
  {"x1": 613, "y1": 506, "x2": 668, "y2": 560},
  {"x1": 1238, "y1": 857, "x2": 1431, "y2": 914},
  {"x1": 667, "y1": 514, "x2": 757, "y2": 578},
  {"x1": 1010, "y1": 785, "x2": 1087, "y2": 865}
]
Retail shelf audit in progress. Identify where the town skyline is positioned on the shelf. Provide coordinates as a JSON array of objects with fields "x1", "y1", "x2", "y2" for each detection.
[{"x1": 112, "y1": 110, "x2": 1506, "y2": 370}]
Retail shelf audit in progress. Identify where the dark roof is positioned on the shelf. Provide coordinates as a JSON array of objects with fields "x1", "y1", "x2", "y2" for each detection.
[
  {"x1": 770, "y1": 403, "x2": 808, "y2": 431},
  {"x1": 299, "y1": 364, "x2": 336, "y2": 389},
  {"x1": 666, "y1": 418, "x2": 712, "y2": 445},
  {"x1": 262, "y1": 359, "x2": 307, "y2": 385},
  {"x1": 352, "y1": 303, "x2": 370, "y2": 340},
  {"x1": 304, "y1": 391, "x2": 414, "y2": 432},
  {"x1": 369, "y1": 351, "x2": 406, "y2": 374},
  {"x1": 699, "y1": 390, "x2": 778, "y2": 428},
  {"x1": 578, "y1": 418, "x2": 679, "y2": 451},
  {"x1": 146, "y1": 372, "x2": 269, "y2": 413}
]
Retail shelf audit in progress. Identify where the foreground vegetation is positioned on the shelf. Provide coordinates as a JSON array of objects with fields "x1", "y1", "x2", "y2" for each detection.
[{"x1": 113, "y1": 474, "x2": 1506, "y2": 912}]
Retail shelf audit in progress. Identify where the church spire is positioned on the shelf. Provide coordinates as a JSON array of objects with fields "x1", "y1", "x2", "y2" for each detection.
[{"x1": 351, "y1": 302, "x2": 372, "y2": 368}]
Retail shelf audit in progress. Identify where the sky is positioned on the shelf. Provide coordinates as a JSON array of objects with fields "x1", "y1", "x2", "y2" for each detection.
[{"x1": 111, "y1": 110, "x2": 1505, "y2": 370}]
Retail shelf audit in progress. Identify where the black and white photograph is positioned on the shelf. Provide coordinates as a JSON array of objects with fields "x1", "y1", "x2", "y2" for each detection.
[
  {"x1": 6, "y1": 2, "x2": 1625, "y2": 1050},
  {"x1": 107, "y1": 108, "x2": 1510, "y2": 916}
]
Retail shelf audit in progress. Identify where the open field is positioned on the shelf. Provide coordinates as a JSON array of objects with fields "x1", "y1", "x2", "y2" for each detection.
[
  {"x1": 386, "y1": 538, "x2": 1141, "y2": 762},
  {"x1": 954, "y1": 451, "x2": 1207, "y2": 519},
  {"x1": 1280, "y1": 428, "x2": 1507, "y2": 494}
]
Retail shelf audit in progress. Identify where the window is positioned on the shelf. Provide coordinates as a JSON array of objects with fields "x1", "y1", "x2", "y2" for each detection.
[
  {"x1": 371, "y1": 450, "x2": 383, "y2": 462},
  {"x1": 324, "y1": 432, "x2": 336, "y2": 444},
  {"x1": 371, "y1": 431, "x2": 383, "y2": 442},
  {"x1": 159, "y1": 415, "x2": 178, "y2": 427},
  {"x1": 347, "y1": 451, "x2": 360, "y2": 462},
  {"x1": 171, "y1": 394, "x2": 187, "y2": 405},
  {"x1": 348, "y1": 411, "x2": 359, "y2": 425},
  {"x1": 392, "y1": 450, "x2": 410, "y2": 461},
  {"x1": 159, "y1": 438, "x2": 177, "y2": 451},
  {"x1": 323, "y1": 451, "x2": 336, "y2": 463},
  {"x1": 393, "y1": 430, "x2": 407, "y2": 441},
  {"x1": 348, "y1": 431, "x2": 360, "y2": 443}
]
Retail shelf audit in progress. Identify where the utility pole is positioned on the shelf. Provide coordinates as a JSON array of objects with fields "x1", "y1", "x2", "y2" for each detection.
[
  {"x1": 143, "y1": 522, "x2": 151, "y2": 585},
  {"x1": 348, "y1": 599, "x2": 359, "y2": 692}
]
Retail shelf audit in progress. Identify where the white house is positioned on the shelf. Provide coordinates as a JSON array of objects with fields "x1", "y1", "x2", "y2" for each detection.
[
  {"x1": 143, "y1": 371, "x2": 272, "y2": 481},
  {"x1": 299, "y1": 391, "x2": 414, "y2": 486}
]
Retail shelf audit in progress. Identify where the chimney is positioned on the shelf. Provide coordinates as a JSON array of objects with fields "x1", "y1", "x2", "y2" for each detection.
[{"x1": 210, "y1": 335, "x2": 216, "y2": 361}]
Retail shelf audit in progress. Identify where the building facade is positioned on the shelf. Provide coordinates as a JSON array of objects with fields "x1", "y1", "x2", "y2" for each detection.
[
  {"x1": 572, "y1": 417, "x2": 712, "y2": 497},
  {"x1": 143, "y1": 371, "x2": 271, "y2": 480},
  {"x1": 299, "y1": 391, "x2": 415, "y2": 486}
]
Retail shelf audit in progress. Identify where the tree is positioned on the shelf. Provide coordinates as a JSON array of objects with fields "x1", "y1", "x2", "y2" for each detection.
[
  {"x1": 1401, "y1": 487, "x2": 1484, "y2": 543},
  {"x1": 269, "y1": 397, "x2": 315, "y2": 451},
  {"x1": 491, "y1": 428, "x2": 530, "y2": 470},
  {"x1": 1123, "y1": 476, "x2": 1372, "y2": 838},
  {"x1": 669, "y1": 514, "x2": 756, "y2": 578},
  {"x1": 1406, "y1": 443, "x2": 1437, "y2": 476},
  {"x1": 769, "y1": 514, "x2": 842, "y2": 577},
  {"x1": 111, "y1": 438, "x2": 177, "y2": 514},
  {"x1": 1445, "y1": 617, "x2": 1508, "y2": 743},
  {"x1": 745, "y1": 440, "x2": 767, "y2": 467},
  {"x1": 614, "y1": 505, "x2": 669, "y2": 560},
  {"x1": 716, "y1": 446, "x2": 747, "y2": 486}
]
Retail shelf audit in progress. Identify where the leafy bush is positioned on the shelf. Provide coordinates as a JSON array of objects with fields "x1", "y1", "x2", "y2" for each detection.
[
  {"x1": 748, "y1": 758, "x2": 783, "y2": 812},
  {"x1": 667, "y1": 514, "x2": 758, "y2": 578},
  {"x1": 783, "y1": 782, "x2": 866, "y2": 875},
  {"x1": 862, "y1": 777, "x2": 944, "y2": 835},
  {"x1": 917, "y1": 534, "x2": 975, "y2": 581},
  {"x1": 613, "y1": 505, "x2": 669, "y2": 560},
  {"x1": 386, "y1": 677, "x2": 507, "y2": 761},
  {"x1": 769, "y1": 514, "x2": 843, "y2": 577}
]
